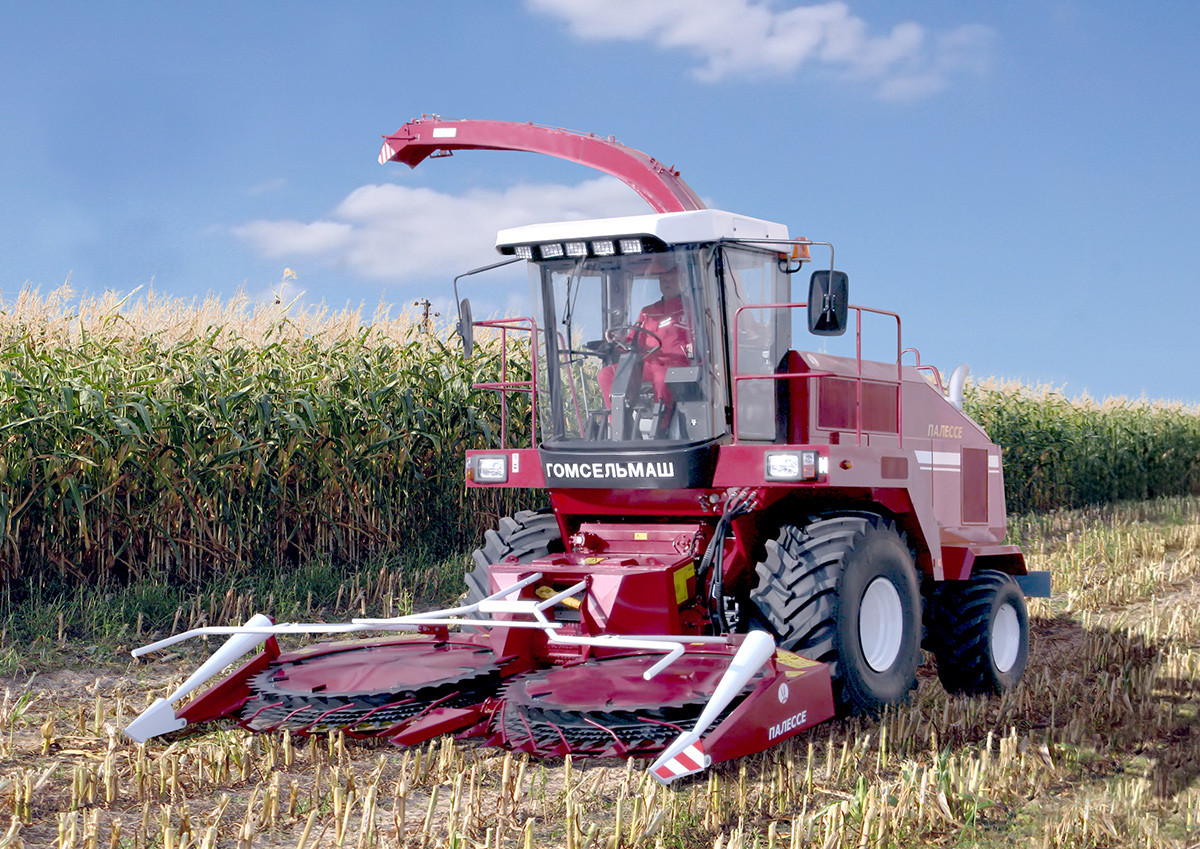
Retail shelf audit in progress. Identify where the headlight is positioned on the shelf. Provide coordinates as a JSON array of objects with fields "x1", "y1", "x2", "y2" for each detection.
[
  {"x1": 472, "y1": 455, "x2": 509, "y2": 483},
  {"x1": 765, "y1": 451, "x2": 819, "y2": 481}
]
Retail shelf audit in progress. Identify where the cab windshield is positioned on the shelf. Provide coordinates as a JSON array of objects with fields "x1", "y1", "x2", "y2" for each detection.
[{"x1": 530, "y1": 247, "x2": 727, "y2": 445}]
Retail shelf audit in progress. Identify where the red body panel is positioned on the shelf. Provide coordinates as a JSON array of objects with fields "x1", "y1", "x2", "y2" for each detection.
[
  {"x1": 465, "y1": 448, "x2": 545, "y2": 487},
  {"x1": 469, "y1": 346, "x2": 1012, "y2": 583},
  {"x1": 486, "y1": 546, "x2": 693, "y2": 641},
  {"x1": 389, "y1": 708, "x2": 486, "y2": 747}
]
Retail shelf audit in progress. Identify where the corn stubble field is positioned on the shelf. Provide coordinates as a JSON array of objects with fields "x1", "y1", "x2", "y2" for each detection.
[{"x1": 0, "y1": 288, "x2": 1198, "y2": 848}]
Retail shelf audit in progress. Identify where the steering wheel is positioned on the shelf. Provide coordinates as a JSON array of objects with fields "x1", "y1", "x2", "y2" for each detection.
[
  {"x1": 604, "y1": 324, "x2": 663, "y2": 356},
  {"x1": 580, "y1": 338, "x2": 616, "y2": 359}
]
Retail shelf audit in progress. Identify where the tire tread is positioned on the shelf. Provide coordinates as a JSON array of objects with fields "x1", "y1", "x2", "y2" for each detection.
[
  {"x1": 929, "y1": 569, "x2": 1028, "y2": 695},
  {"x1": 751, "y1": 511, "x2": 919, "y2": 715},
  {"x1": 465, "y1": 509, "x2": 563, "y2": 619}
]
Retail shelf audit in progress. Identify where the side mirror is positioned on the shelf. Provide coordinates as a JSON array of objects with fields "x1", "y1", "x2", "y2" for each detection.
[
  {"x1": 807, "y1": 270, "x2": 849, "y2": 336},
  {"x1": 457, "y1": 298, "x2": 474, "y2": 357}
]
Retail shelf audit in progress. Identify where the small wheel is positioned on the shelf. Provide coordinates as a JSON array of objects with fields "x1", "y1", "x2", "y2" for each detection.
[
  {"x1": 751, "y1": 513, "x2": 922, "y2": 716},
  {"x1": 928, "y1": 570, "x2": 1029, "y2": 695},
  {"x1": 605, "y1": 324, "x2": 662, "y2": 355}
]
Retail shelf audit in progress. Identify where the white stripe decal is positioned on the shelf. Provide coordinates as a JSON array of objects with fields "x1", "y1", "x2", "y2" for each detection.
[
  {"x1": 914, "y1": 450, "x2": 1005, "y2": 473},
  {"x1": 914, "y1": 450, "x2": 960, "y2": 467}
]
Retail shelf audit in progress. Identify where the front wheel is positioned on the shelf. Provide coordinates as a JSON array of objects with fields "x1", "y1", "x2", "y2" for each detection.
[
  {"x1": 928, "y1": 570, "x2": 1029, "y2": 695},
  {"x1": 750, "y1": 514, "x2": 922, "y2": 716}
]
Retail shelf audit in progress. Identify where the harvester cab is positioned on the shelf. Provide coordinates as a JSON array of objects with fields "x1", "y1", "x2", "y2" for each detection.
[
  {"x1": 125, "y1": 118, "x2": 1050, "y2": 786},
  {"x1": 492, "y1": 217, "x2": 790, "y2": 447}
]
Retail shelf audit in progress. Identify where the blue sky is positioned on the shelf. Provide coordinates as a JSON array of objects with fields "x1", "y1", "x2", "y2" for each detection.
[{"x1": 2, "y1": 1, "x2": 1198, "y2": 402}]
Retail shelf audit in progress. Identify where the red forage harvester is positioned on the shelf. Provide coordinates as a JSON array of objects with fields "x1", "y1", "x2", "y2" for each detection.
[{"x1": 126, "y1": 118, "x2": 1049, "y2": 784}]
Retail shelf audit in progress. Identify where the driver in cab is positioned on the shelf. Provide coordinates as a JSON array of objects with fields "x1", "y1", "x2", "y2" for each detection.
[{"x1": 598, "y1": 266, "x2": 694, "y2": 406}]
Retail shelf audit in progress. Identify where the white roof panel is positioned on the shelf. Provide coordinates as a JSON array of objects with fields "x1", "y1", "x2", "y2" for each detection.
[{"x1": 495, "y1": 209, "x2": 790, "y2": 250}]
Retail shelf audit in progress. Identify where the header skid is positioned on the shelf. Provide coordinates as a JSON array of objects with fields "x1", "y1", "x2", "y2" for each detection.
[{"x1": 379, "y1": 116, "x2": 706, "y2": 214}]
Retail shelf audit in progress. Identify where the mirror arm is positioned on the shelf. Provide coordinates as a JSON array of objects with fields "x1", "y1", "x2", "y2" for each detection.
[
  {"x1": 452, "y1": 256, "x2": 522, "y2": 305},
  {"x1": 452, "y1": 257, "x2": 523, "y2": 356}
]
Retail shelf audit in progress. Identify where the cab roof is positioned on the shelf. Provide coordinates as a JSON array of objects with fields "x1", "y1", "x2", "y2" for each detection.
[{"x1": 495, "y1": 209, "x2": 789, "y2": 253}]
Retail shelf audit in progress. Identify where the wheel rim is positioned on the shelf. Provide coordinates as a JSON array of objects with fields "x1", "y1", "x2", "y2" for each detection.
[
  {"x1": 991, "y1": 602, "x2": 1021, "y2": 673},
  {"x1": 859, "y1": 577, "x2": 904, "y2": 672}
]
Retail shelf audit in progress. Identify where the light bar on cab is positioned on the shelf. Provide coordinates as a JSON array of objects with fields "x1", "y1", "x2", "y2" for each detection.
[{"x1": 500, "y1": 236, "x2": 665, "y2": 260}]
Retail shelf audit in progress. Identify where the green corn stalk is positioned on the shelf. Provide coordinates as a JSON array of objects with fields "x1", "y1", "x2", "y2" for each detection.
[{"x1": 0, "y1": 296, "x2": 534, "y2": 589}]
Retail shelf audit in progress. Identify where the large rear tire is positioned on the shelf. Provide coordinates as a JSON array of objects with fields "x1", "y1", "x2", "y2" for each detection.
[
  {"x1": 750, "y1": 513, "x2": 922, "y2": 716},
  {"x1": 465, "y1": 509, "x2": 563, "y2": 612},
  {"x1": 928, "y1": 570, "x2": 1029, "y2": 695}
]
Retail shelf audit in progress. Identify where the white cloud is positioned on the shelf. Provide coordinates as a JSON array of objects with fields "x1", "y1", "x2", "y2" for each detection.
[
  {"x1": 236, "y1": 220, "x2": 354, "y2": 257},
  {"x1": 526, "y1": 0, "x2": 994, "y2": 99},
  {"x1": 233, "y1": 177, "x2": 649, "y2": 283}
]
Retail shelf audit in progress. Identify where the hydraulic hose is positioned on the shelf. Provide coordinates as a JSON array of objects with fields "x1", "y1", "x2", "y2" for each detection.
[{"x1": 697, "y1": 490, "x2": 757, "y2": 634}]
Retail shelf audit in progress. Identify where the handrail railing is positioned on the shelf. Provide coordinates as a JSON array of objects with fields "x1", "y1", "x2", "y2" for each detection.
[
  {"x1": 731, "y1": 303, "x2": 904, "y2": 447},
  {"x1": 901, "y1": 347, "x2": 943, "y2": 393},
  {"x1": 471, "y1": 317, "x2": 539, "y2": 448}
]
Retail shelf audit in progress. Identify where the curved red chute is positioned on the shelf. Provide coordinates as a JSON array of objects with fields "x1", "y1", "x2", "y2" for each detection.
[{"x1": 379, "y1": 116, "x2": 705, "y2": 214}]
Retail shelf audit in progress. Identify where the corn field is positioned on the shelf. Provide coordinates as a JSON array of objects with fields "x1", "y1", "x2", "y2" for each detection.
[
  {"x1": 1, "y1": 496, "x2": 1198, "y2": 847},
  {"x1": 0, "y1": 286, "x2": 533, "y2": 588},
  {"x1": 2, "y1": 285, "x2": 1200, "y2": 590},
  {"x1": 0, "y1": 286, "x2": 1198, "y2": 846},
  {"x1": 965, "y1": 380, "x2": 1200, "y2": 514}
]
